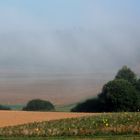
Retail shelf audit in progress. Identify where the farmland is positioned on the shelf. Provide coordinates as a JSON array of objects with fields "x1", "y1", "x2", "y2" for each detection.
[
  {"x1": 0, "y1": 111, "x2": 93, "y2": 127},
  {"x1": 0, "y1": 72, "x2": 112, "y2": 105},
  {"x1": 0, "y1": 112, "x2": 139, "y2": 138},
  {"x1": 1, "y1": 136, "x2": 140, "y2": 140}
]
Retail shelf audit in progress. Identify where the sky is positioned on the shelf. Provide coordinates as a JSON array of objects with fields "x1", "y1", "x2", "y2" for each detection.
[{"x1": 0, "y1": 0, "x2": 140, "y2": 73}]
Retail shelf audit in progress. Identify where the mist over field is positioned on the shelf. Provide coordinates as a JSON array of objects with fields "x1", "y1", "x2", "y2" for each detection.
[
  {"x1": 0, "y1": 0, "x2": 139, "y2": 104},
  {"x1": 0, "y1": 28, "x2": 140, "y2": 74}
]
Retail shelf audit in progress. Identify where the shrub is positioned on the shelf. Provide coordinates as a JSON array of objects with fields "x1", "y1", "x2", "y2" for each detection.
[{"x1": 23, "y1": 99, "x2": 55, "y2": 111}]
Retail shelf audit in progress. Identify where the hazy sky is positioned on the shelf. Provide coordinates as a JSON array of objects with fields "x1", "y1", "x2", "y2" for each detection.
[{"x1": 0, "y1": 0, "x2": 140, "y2": 73}]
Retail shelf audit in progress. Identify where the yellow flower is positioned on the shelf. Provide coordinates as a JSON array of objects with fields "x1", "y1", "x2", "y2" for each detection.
[{"x1": 105, "y1": 123, "x2": 109, "y2": 127}]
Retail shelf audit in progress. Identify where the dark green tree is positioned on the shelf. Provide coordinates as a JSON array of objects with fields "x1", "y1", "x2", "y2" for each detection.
[
  {"x1": 135, "y1": 79, "x2": 140, "y2": 91},
  {"x1": 23, "y1": 99, "x2": 55, "y2": 111},
  {"x1": 71, "y1": 98, "x2": 103, "y2": 112},
  {"x1": 98, "y1": 79, "x2": 139, "y2": 112},
  {"x1": 71, "y1": 66, "x2": 140, "y2": 112},
  {"x1": 72, "y1": 79, "x2": 140, "y2": 112},
  {"x1": 115, "y1": 65, "x2": 137, "y2": 84}
]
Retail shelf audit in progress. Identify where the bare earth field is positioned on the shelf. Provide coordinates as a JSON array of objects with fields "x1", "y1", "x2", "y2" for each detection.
[
  {"x1": 0, "y1": 111, "x2": 94, "y2": 127},
  {"x1": 0, "y1": 72, "x2": 113, "y2": 105}
]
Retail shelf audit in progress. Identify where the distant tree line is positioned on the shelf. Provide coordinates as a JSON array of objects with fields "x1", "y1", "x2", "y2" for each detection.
[
  {"x1": 0, "y1": 105, "x2": 11, "y2": 110},
  {"x1": 71, "y1": 66, "x2": 140, "y2": 112},
  {"x1": 0, "y1": 99, "x2": 55, "y2": 111}
]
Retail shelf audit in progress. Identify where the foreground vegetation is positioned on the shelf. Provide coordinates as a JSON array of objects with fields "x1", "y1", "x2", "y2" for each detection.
[
  {"x1": 1, "y1": 135, "x2": 140, "y2": 140},
  {"x1": 0, "y1": 112, "x2": 139, "y2": 137}
]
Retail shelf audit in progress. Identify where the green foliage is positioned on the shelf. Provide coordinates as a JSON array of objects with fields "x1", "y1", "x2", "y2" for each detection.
[
  {"x1": 0, "y1": 105, "x2": 11, "y2": 110},
  {"x1": 115, "y1": 66, "x2": 137, "y2": 84},
  {"x1": 55, "y1": 104, "x2": 76, "y2": 112},
  {"x1": 71, "y1": 98, "x2": 103, "y2": 112},
  {"x1": 23, "y1": 99, "x2": 55, "y2": 111},
  {"x1": 6, "y1": 104, "x2": 24, "y2": 110},
  {"x1": 0, "y1": 113, "x2": 140, "y2": 137},
  {"x1": 72, "y1": 66, "x2": 140, "y2": 112},
  {"x1": 0, "y1": 136, "x2": 140, "y2": 140},
  {"x1": 98, "y1": 79, "x2": 139, "y2": 112},
  {"x1": 72, "y1": 79, "x2": 140, "y2": 112},
  {"x1": 135, "y1": 79, "x2": 140, "y2": 91}
]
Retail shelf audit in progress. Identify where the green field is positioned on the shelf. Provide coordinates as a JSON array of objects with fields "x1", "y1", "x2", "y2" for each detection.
[
  {"x1": 5, "y1": 104, "x2": 76, "y2": 112},
  {"x1": 0, "y1": 112, "x2": 140, "y2": 137},
  {"x1": 5, "y1": 105, "x2": 24, "y2": 110},
  {"x1": 55, "y1": 103, "x2": 76, "y2": 112}
]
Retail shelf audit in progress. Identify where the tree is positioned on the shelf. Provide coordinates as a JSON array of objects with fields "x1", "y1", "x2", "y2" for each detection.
[
  {"x1": 71, "y1": 66, "x2": 140, "y2": 112},
  {"x1": 23, "y1": 99, "x2": 55, "y2": 111},
  {"x1": 72, "y1": 79, "x2": 140, "y2": 112},
  {"x1": 71, "y1": 98, "x2": 103, "y2": 112},
  {"x1": 135, "y1": 79, "x2": 140, "y2": 91},
  {"x1": 115, "y1": 65, "x2": 137, "y2": 84},
  {"x1": 98, "y1": 79, "x2": 139, "y2": 112}
]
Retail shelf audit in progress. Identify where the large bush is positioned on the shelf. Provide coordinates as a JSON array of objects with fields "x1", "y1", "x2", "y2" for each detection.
[{"x1": 23, "y1": 99, "x2": 55, "y2": 111}]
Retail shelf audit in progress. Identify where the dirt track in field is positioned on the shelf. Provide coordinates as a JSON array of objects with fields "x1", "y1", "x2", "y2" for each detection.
[{"x1": 0, "y1": 111, "x2": 94, "y2": 127}]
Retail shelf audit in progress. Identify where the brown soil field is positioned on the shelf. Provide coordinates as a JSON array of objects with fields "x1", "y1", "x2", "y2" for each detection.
[
  {"x1": 0, "y1": 73, "x2": 113, "y2": 105},
  {"x1": 0, "y1": 111, "x2": 94, "y2": 128}
]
